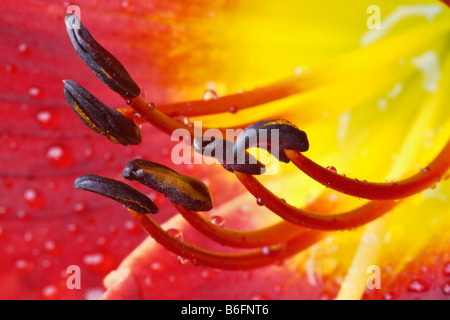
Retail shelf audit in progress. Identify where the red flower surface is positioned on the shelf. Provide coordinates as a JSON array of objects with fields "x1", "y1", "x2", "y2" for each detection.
[{"x1": 0, "y1": 0, "x2": 449, "y2": 300}]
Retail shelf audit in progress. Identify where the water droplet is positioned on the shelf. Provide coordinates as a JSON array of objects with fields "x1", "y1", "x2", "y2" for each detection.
[
  {"x1": 123, "y1": 220, "x2": 140, "y2": 234},
  {"x1": 177, "y1": 255, "x2": 190, "y2": 265},
  {"x1": 261, "y1": 246, "x2": 271, "y2": 255},
  {"x1": 46, "y1": 145, "x2": 74, "y2": 168},
  {"x1": 326, "y1": 166, "x2": 337, "y2": 173},
  {"x1": 443, "y1": 262, "x2": 450, "y2": 276},
  {"x1": 200, "y1": 269, "x2": 214, "y2": 280},
  {"x1": 147, "y1": 102, "x2": 155, "y2": 111},
  {"x1": 44, "y1": 240, "x2": 60, "y2": 254},
  {"x1": 202, "y1": 89, "x2": 219, "y2": 101},
  {"x1": 24, "y1": 232, "x2": 34, "y2": 243},
  {"x1": 9, "y1": 141, "x2": 18, "y2": 151},
  {"x1": 209, "y1": 216, "x2": 225, "y2": 229},
  {"x1": 23, "y1": 188, "x2": 45, "y2": 209},
  {"x1": 15, "y1": 259, "x2": 34, "y2": 274},
  {"x1": 72, "y1": 202, "x2": 88, "y2": 215},
  {"x1": 407, "y1": 279, "x2": 429, "y2": 293},
  {"x1": 249, "y1": 293, "x2": 270, "y2": 300},
  {"x1": 66, "y1": 223, "x2": 79, "y2": 234},
  {"x1": 139, "y1": 88, "x2": 146, "y2": 99},
  {"x1": 167, "y1": 228, "x2": 183, "y2": 241},
  {"x1": 41, "y1": 284, "x2": 60, "y2": 300},
  {"x1": 442, "y1": 281, "x2": 450, "y2": 295},
  {"x1": 5, "y1": 63, "x2": 18, "y2": 73},
  {"x1": 17, "y1": 43, "x2": 30, "y2": 56},
  {"x1": 36, "y1": 109, "x2": 59, "y2": 129},
  {"x1": 126, "y1": 99, "x2": 132, "y2": 105},
  {"x1": 16, "y1": 209, "x2": 29, "y2": 221},
  {"x1": 256, "y1": 198, "x2": 265, "y2": 206},
  {"x1": 421, "y1": 167, "x2": 430, "y2": 173},
  {"x1": 229, "y1": 105, "x2": 238, "y2": 114},
  {"x1": 0, "y1": 206, "x2": 10, "y2": 217},
  {"x1": 95, "y1": 236, "x2": 108, "y2": 248},
  {"x1": 82, "y1": 252, "x2": 115, "y2": 274},
  {"x1": 120, "y1": 0, "x2": 133, "y2": 11},
  {"x1": 28, "y1": 87, "x2": 44, "y2": 100},
  {"x1": 150, "y1": 261, "x2": 165, "y2": 273},
  {"x1": 293, "y1": 66, "x2": 303, "y2": 76}
]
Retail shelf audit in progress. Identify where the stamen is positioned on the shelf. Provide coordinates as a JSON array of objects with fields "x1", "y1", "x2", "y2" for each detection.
[
  {"x1": 64, "y1": 14, "x2": 140, "y2": 98},
  {"x1": 126, "y1": 96, "x2": 238, "y2": 138},
  {"x1": 158, "y1": 75, "x2": 311, "y2": 117},
  {"x1": 234, "y1": 172, "x2": 399, "y2": 231},
  {"x1": 284, "y1": 139, "x2": 450, "y2": 200},
  {"x1": 74, "y1": 174, "x2": 159, "y2": 214},
  {"x1": 234, "y1": 119, "x2": 309, "y2": 163},
  {"x1": 129, "y1": 209, "x2": 324, "y2": 270},
  {"x1": 193, "y1": 137, "x2": 266, "y2": 175},
  {"x1": 63, "y1": 80, "x2": 142, "y2": 145},
  {"x1": 123, "y1": 159, "x2": 213, "y2": 211}
]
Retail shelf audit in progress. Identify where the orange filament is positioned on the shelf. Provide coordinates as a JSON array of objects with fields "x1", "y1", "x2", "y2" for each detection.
[
  {"x1": 128, "y1": 209, "x2": 324, "y2": 270},
  {"x1": 126, "y1": 96, "x2": 243, "y2": 138},
  {"x1": 285, "y1": 142, "x2": 450, "y2": 200},
  {"x1": 172, "y1": 204, "x2": 307, "y2": 248},
  {"x1": 158, "y1": 74, "x2": 311, "y2": 117},
  {"x1": 234, "y1": 172, "x2": 399, "y2": 231}
]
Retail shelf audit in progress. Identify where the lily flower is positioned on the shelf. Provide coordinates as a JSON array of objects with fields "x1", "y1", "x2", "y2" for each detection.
[{"x1": 1, "y1": 0, "x2": 449, "y2": 300}]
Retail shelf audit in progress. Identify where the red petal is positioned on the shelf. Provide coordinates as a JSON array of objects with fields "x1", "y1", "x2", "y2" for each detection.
[{"x1": 0, "y1": 1, "x2": 226, "y2": 299}]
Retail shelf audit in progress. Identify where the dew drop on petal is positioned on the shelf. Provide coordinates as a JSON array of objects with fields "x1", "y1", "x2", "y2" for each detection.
[
  {"x1": 66, "y1": 223, "x2": 79, "y2": 234},
  {"x1": 123, "y1": 220, "x2": 140, "y2": 234},
  {"x1": 17, "y1": 43, "x2": 30, "y2": 56},
  {"x1": 443, "y1": 262, "x2": 450, "y2": 276},
  {"x1": 0, "y1": 205, "x2": 10, "y2": 217},
  {"x1": 82, "y1": 252, "x2": 115, "y2": 274},
  {"x1": 202, "y1": 89, "x2": 219, "y2": 101},
  {"x1": 167, "y1": 228, "x2": 183, "y2": 241},
  {"x1": 24, "y1": 232, "x2": 34, "y2": 243},
  {"x1": 209, "y1": 215, "x2": 225, "y2": 229},
  {"x1": 23, "y1": 188, "x2": 45, "y2": 209},
  {"x1": 15, "y1": 259, "x2": 34, "y2": 274},
  {"x1": 73, "y1": 202, "x2": 88, "y2": 214},
  {"x1": 442, "y1": 281, "x2": 450, "y2": 295},
  {"x1": 41, "y1": 284, "x2": 60, "y2": 300},
  {"x1": 150, "y1": 261, "x2": 165, "y2": 273},
  {"x1": 36, "y1": 109, "x2": 59, "y2": 129},
  {"x1": 407, "y1": 279, "x2": 429, "y2": 293},
  {"x1": 44, "y1": 240, "x2": 60, "y2": 254},
  {"x1": 46, "y1": 145, "x2": 74, "y2": 169},
  {"x1": 28, "y1": 87, "x2": 44, "y2": 100},
  {"x1": 256, "y1": 198, "x2": 265, "y2": 206},
  {"x1": 5, "y1": 63, "x2": 18, "y2": 73},
  {"x1": 249, "y1": 293, "x2": 270, "y2": 300}
]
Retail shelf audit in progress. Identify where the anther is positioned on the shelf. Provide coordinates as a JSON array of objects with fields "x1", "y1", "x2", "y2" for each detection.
[
  {"x1": 123, "y1": 159, "x2": 213, "y2": 211},
  {"x1": 74, "y1": 174, "x2": 159, "y2": 214},
  {"x1": 64, "y1": 14, "x2": 140, "y2": 98},
  {"x1": 63, "y1": 80, "x2": 142, "y2": 145},
  {"x1": 193, "y1": 137, "x2": 266, "y2": 175},
  {"x1": 234, "y1": 119, "x2": 309, "y2": 163}
]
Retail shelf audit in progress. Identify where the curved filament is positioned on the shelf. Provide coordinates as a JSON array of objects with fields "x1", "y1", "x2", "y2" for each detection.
[
  {"x1": 173, "y1": 204, "x2": 306, "y2": 248},
  {"x1": 129, "y1": 209, "x2": 324, "y2": 270},
  {"x1": 285, "y1": 140, "x2": 450, "y2": 200},
  {"x1": 234, "y1": 172, "x2": 399, "y2": 231}
]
